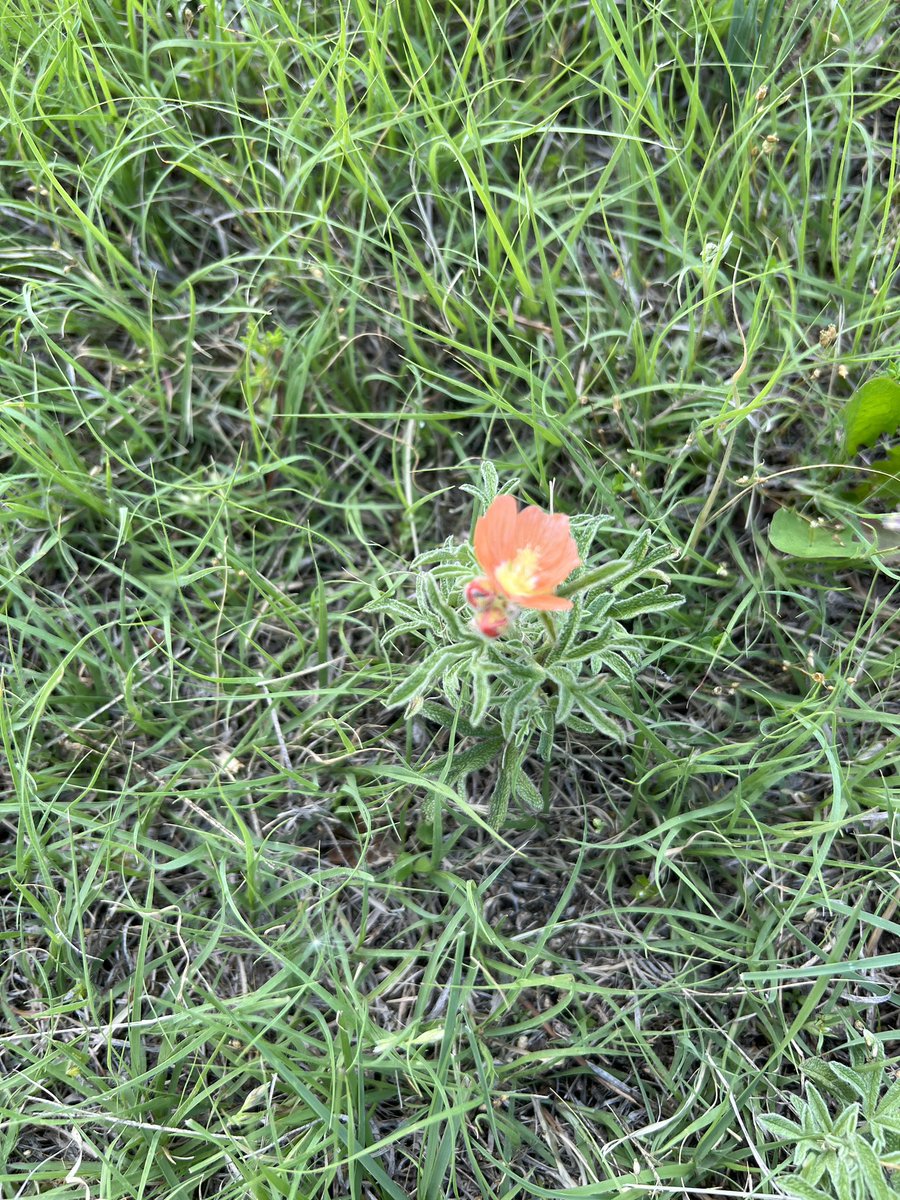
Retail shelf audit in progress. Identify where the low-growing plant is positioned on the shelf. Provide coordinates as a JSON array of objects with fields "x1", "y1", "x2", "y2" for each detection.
[
  {"x1": 759, "y1": 1041, "x2": 900, "y2": 1200},
  {"x1": 369, "y1": 464, "x2": 682, "y2": 829}
]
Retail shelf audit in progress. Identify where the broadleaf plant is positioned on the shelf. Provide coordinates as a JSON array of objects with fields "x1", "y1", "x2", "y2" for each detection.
[
  {"x1": 369, "y1": 465, "x2": 682, "y2": 829},
  {"x1": 758, "y1": 1041, "x2": 900, "y2": 1200}
]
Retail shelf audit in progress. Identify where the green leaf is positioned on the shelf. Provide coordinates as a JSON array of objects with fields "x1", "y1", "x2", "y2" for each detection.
[
  {"x1": 805, "y1": 1084, "x2": 833, "y2": 1131},
  {"x1": 500, "y1": 679, "x2": 538, "y2": 741},
  {"x1": 829, "y1": 1061, "x2": 881, "y2": 1114},
  {"x1": 594, "y1": 648, "x2": 640, "y2": 681},
  {"x1": 383, "y1": 620, "x2": 428, "y2": 646},
  {"x1": 778, "y1": 1179, "x2": 835, "y2": 1200},
  {"x1": 418, "y1": 702, "x2": 481, "y2": 739},
  {"x1": 413, "y1": 537, "x2": 466, "y2": 569},
  {"x1": 563, "y1": 714, "x2": 596, "y2": 735},
  {"x1": 516, "y1": 771, "x2": 544, "y2": 814},
  {"x1": 545, "y1": 663, "x2": 577, "y2": 721},
  {"x1": 447, "y1": 737, "x2": 504, "y2": 782},
  {"x1": 854, "y1": 1140, "x2": 894, "y2": 1200},
  {"x1": 801, "y1": 1058, "x2": 858, "y2": 1106},
  {"x1": 367, "y1": 596, "x2": 420, "y2": 623},
  {"x1": 832, "y1": 1102, "x2": 859, "y2": 1137},
  {"x1": 558, "y1": 620, "x2": 614, "y2": 663},
  {"x1": 552, "y1": 596, "x2": 583, "y2": 660},
  {"x1": 849, "y1": 446, "x2": 900, "y2": 504},
  {"x1": 584, "y1": 592, "x2": 616, "y2": 622},
  {"x1": 571, "y1": 690, "x2": 625, "y2": 742},
  {"x1": 758, "y1": 1113, "x2": 805, "y2": 1140},
  {"x1": 470, "y1": 668, "x2": 492, "y2": 726},
  {"x1": 559, "y1": 545, "x2": 673, "y2": 598},
  {"x1": 386, "y1": 648, "x2": 463, "y2": 710},
  {"x1": 842, "y1": 376, "x2": 900, "y2": 456},
  {"x1": 875, "y1": 1078, "x2": 900, "y2": 1121},
  {"x1": 623, "y1": 528, "x2": 652, "y2": 562},
  {"x1": 554, "y1": 682, "x2": 576, "y2": 722},
  {"x1": 538, "y1": 727, "x2": 554, "y2": 760},
  {"x1": 420, "y1": 570, "x2": 466, "y2": 634},
  {"x1": 610, "y1": 585, "x2": 683, "y2": 620},
  {"x1": 489, "y1": 765, "x2": 513, "y2": 829},
  {"x1": 828, "y1": 1152, "x2": 852, "y2": 1198},
  {"x1": 443, "y1": 662, "x2": 462, "y2": 706},
  {"x1": 479, "y1": 460, "x2": 499, "y2": 501},
  {"x1": 769, "y1": 508, "x2": 877, "y2": 561},
  {"x1": 559, "y1": 559, "x2": 628, "y2": 596}
]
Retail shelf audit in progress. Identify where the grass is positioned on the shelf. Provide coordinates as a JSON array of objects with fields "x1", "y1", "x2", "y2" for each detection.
[{"x1": 0, "y1": 0, "x2": 899, "y2": 1195}]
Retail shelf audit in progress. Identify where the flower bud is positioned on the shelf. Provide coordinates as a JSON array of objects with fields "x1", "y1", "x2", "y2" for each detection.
[
  {"x1": 465, "y1": 580, "x2": 494, "y2": 609},
  {"x1": 475, "y1": 606, "x2": 509, "y2": 638}
]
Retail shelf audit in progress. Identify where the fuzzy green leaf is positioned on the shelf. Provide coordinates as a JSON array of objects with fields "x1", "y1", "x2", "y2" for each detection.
[
  {"x1": 447, "y1": 737, "x2": 504, "y2": 782},
  {"x1": 804, "y1": 1084, "x2": 833, "y2": 1130},
  {"x1": 854, "y1": 1140, "x2": 894, "y2": 1200},
  {"x1": 500, "y1": 679, "x2": 538, "y2": 741},
  {"x1": 832, "y1": 1103, "x2": 859, "y2": 1137},
  {"x1": 778, "y1": 1179, "x2": 835, "y2": 1200},
  {"x1": 559, "y1": 559, "x2": 631, "y2": 596},
  {"x1": 443, "y1": 662, "x2": 463, "y2": 706},
  {"x1": 516, "y1": 771, "x2": 544, "y2": 814},
  {"x1": 563, "y1": 714, "x2": 595, "y2": 735},
  {"x1": 623, "y1": 528, "x2": 652, "y2": 562},
  {"x1": 470, "y1": 668, "x2": 492, "y2": 726},
  {"x1": 480, "y1": 460, "x2": 499, "y2": 500},
  {"x1": 420, "y1": 570, "x2": 467, "y2": 634},
  {"x1": 557, "y1": 620, "x2": 614, "y2": 663},
  {"x1": 563, "y1": 542, "x2": 675, "y2": 599},
  {"x1": 828, "y1": 1061, "x2": 881, "y2": 1113},
  {"x1": 555, "y1": 683, "x2": 576, "y2": 722},
  {"x1": 418, "y1": 702, "x2": 482, "y2": 739},
  {"x1": 459, "y1": 460, "x2": 501, "y2": 507},
  {"x1": 545, "y1": 664, "x2": 578, "y2": 721},
  {"x1": 488, "y1": 765, "x2": 513, "y2": 829},
  {"x1": 593, "y1": 648, "x2": 639, "y2": 681},
  {"x1": 386, "y1": 648, "x2": 463, "y2": 710},
  {"x1": 758, "y1": 1113, "x2": 805, "y2": 1140},
  {"x1": 610, "y1": 586, "x2": 683, "y2": 620},
  {"x1": 368, "y1": 596, "x2": 420, "y2": 623},
  {"x1": 383, "y1": 621, "x2": 429, "y2": 646},
  {"x1": 801, "y1": 1058, "x2": 855, "y2": 1104},
  {"x1": 412, "y1": 539, "x2": 467, "y2": 570},
  {"x1": 538, "y1": 727, "x2": 554, "y2": 761},
  {"x1": 572, "y1": 689, "x2": 625, "y2": 742},
  {"x1": 875, "y1": 1078, "x2": 900, "y2": 1121},
  {"x1": 552, "y1": 596, "x2": 583, "y2": 660}
]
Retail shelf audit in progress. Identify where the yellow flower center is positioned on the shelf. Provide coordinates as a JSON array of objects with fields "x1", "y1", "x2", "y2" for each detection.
[{"x1": 495, "y1": 546, "x2": 540, "y2": 597}]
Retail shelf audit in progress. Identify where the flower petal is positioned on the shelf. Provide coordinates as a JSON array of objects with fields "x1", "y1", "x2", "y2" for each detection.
[
  {"x1": 474, "y1": 494, "x2": 518, "y2": 574},
  {"x1": 534, "y1": 545, "x2": 581, "y2": 590},
  {"x1": 516, "y1": 506, "x2": 555, "y2": 551},
  {"x1": 514, "y1": 593, "x2": 574, "y2": 611}
]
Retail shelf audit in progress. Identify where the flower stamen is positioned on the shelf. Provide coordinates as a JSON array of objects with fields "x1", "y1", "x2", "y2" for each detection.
[{"x1": 495, "y1": 547, "x2": 540, "y2": 598}]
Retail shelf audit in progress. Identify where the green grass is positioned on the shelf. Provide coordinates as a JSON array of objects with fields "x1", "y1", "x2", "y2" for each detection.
[{"x1": 1, "y1": 0, "x2": 900, "y2": 1195}]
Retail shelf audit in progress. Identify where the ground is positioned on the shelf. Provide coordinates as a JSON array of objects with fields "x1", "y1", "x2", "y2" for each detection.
[{"x1": 1, "y1": 1, "x2": 900, "y2": 1197}]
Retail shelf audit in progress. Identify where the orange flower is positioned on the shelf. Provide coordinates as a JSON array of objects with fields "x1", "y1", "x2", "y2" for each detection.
[{"x1": 466, "y1": 495, "x2": 580, "y2": 631}]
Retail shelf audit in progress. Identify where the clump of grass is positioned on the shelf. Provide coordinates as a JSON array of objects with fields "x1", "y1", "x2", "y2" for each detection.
[{"x1": 1, "y1": 0, "x2": 900, "y2": 1197}]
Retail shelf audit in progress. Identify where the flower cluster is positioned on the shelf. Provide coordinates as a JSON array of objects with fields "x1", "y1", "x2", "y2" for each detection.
[{"x1": 464, "y1": 495, "x2": 581, "y2": 636}]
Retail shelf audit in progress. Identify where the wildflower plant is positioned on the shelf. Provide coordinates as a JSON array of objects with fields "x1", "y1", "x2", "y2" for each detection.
[
  {"x1": 370, "y1": 464, "x2": 682, "y2": 829},
  {"x1": 758, "y1": 1043, "x2": 900, "y2": 1200}
]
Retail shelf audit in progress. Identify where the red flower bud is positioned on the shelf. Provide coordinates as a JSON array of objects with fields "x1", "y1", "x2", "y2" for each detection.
[
  {"x1": 465, "y1": 579, "x2": 494, "y2": 609},
  {"x1": 475, "y1": 606, "x2": 509, "y2": 638}
]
